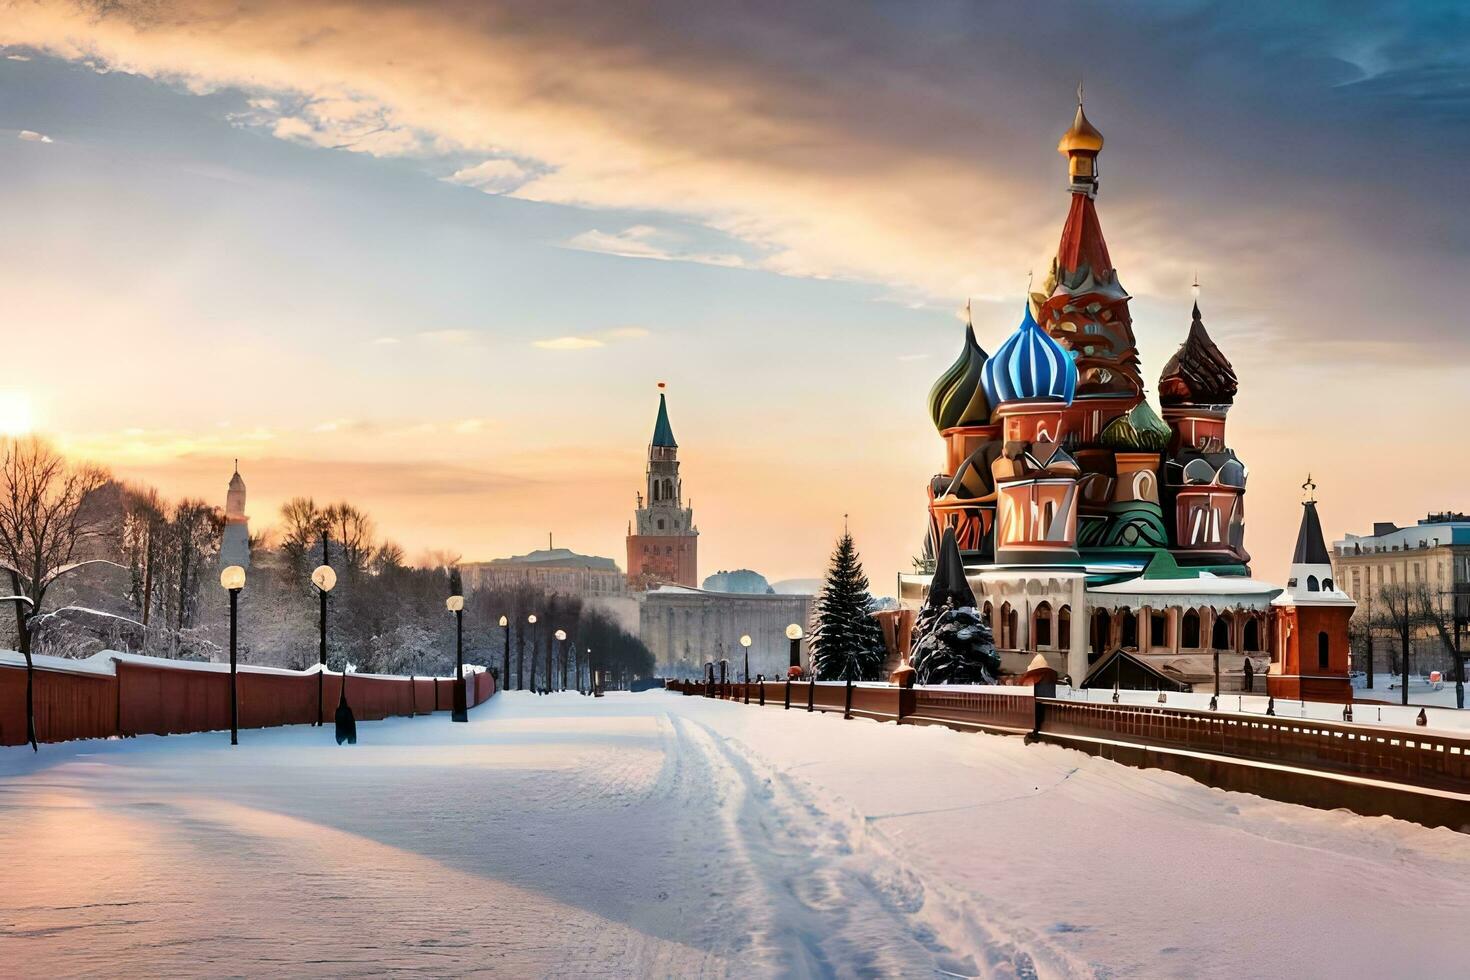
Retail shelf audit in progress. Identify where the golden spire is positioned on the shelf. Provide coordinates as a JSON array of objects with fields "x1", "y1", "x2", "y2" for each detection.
[{"x1": 1058, "y1": 85, "x2": 1103, "y2": 193}]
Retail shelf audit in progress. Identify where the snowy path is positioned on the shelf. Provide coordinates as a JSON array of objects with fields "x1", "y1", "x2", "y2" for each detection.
[{"x1": 3, "y1": 692, "x2": 1468, "y2": 978}]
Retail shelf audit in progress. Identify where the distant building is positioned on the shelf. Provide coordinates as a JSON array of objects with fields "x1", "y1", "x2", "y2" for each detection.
[
  {"x1": 702, "y1": 569, "x2": 774, "y2": 594},
  {"x1": 627, "y1": 390, "x2": 698, "y2": 589},
  {"x1": 461, "y1": 548, "x2": 627, "y2": 598},
  {"x1": 640, "y1": 585, "x2": 814, "y2": 680},
  {"x1": 1332, "y1": 513, "x2": 1470, "y2": 674},
  {"x1": 220, "y1": 461, "x2": 250, "y2": 569},
  {"x1": 1332, "y1": 513, "x2": 1470, "y2": 603}
]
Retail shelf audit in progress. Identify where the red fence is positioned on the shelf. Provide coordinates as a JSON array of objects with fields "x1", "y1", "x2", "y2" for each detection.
[
  {"x1": 0, "y1": 653, "x2": 497, "y2": 747},
  {"x1": 665, "y1": 679, "x2": 1470, "y2": 832}
]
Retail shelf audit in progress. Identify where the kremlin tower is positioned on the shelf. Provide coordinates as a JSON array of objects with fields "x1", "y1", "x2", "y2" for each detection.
[
  {"x1": 907, "y1": 93, "x2": 1350, "y2": 700},
  {"x1": 626, "y1": 388, "x2": 698, "y2": 589},
  {"x1": 220, "y1": 461, "x2": 250, "y2": 570}
]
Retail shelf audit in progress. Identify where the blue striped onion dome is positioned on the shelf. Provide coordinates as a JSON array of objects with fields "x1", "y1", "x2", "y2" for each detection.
[{"x1": 981, "y1": 301, "x2": 1078, "y2": 406}]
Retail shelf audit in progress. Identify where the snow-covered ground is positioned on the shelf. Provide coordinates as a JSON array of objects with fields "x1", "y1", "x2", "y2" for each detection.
[{"x1": 3, "y1": 692, "x2": 1468, "y2": 978}]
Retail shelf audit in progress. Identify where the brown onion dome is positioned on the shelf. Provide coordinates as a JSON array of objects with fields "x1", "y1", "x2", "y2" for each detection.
[
  {"x1": 1159, "y1": 302, "x2": 1237, "y2": 407},
  {"x1": 1099, "y1": 399, "x2": 1171, "y2": 452},
  {"x1": 928, "y1": 321, "x2": 991, "y2": 431}
]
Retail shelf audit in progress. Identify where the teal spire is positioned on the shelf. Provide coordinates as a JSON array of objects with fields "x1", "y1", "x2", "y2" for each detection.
[{"x1": 651, "y1": 392, "x2": 677, "y2": 448}]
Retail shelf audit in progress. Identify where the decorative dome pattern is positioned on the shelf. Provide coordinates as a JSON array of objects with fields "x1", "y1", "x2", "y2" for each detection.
[
  {"x1": 928, "y1": 323, "x2": 991, "y2": 431},
  {"x1": 981, "y1": 302, "x2": 1078, "y2": 407},
  {"x1": 1159, "y1": 303, "x2": 1237, "y2": 407},
  {"x1": 1099, "y1": 399, "x2": 1171, "y2": 452}
]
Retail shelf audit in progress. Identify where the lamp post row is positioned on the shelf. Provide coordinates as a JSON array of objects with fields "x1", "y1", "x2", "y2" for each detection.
[
  {"x1": 217, "y1": 540, "x2": 787, "y2": 747},
  {"x1": 218, "y1": 536, "x2": 584, "y2": 746}
]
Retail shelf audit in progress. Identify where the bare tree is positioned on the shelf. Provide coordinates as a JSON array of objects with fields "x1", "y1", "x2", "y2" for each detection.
[
  {"x1": 0, "y1": 438, "x2": 112, "y2": 749},
  {"x1": 323, "y1": 502, "x2": 375, "y2": 574},
  {"x1": 279, "y1": 497, "x2": 326, "y2": 574},
  {"x1": 1414, "y1": 583, "x2": 1467, "y2": 710},
  {"x1": 372, "y1": 540, "x2": 406, "y2": 574},
  {"x1": 120, "y1": 486, "x2": 164, "y2": 628},
  {"x1": 1372, "y1": 584, "x2": 1429, "y2": 707}
]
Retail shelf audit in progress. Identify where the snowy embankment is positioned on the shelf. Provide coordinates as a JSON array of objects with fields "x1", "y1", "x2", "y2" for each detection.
[{"x1": 2, "y1": 692, "x2": 1467, "y2": 978}]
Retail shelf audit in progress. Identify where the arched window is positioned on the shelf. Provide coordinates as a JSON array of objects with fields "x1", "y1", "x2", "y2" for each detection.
[
  {"x1": 999, "y1": 603, "x2": 1011, "y2": 646},
  {"x1": 1121, "y1": 611, "x2": 1139, "y2": 649},
  {"x1": 1183, "y1": 459, "x2": 1215, "y2": 484},
  {"x1": 1058, "y1": 606, "x2": 1071, "y2": 651},
  {"x1": 1092, "y1": 609, "x2": 1112, "y2": 656},
  {"x1": 1323, "y1": 578, "x2": 1334, "y2": 591},
  {"x1": 1244, "y1": 618, "x2": 1260, "y2": 652},
  {"x1": 1008, "y1": 608, "x2": 1019, "y2": 650},
  {"x1": 1218, "y1": 459, "x2": 1246, "y2": 487},
  {"x1": 1317, "y1": 631, "x2": 1330, "y2": 670},
  {"x1": 1212, "y1": 615, "x2": 1230, "y2": 651},
  {"x1": 1182, "y1": 609, "x2": 1201, "y2": 648},
  {"x1": 1034, "y1": 602, "x2": 1053, "y2": 648},
  {"x1": 651, "y1": 482, "x2": 660, "y2": 501},
  {"x1": 1150, "y1": 611, "x2": 1168, "y2": 648},
  {"x1": 1307, "y1": 575, "x2": 1319, "y2": 592},
  {"x1": 981, "y1": 601, "x2": 993, "y2": 627}
]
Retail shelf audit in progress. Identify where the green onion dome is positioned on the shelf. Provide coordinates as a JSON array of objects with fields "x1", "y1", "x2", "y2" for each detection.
[
  {"x1": 928, "y1": 322, "x2": 991, "y2": 431},
  {"x1": 1099, "y1": 399, "x2": 1171, "y2": 452}
]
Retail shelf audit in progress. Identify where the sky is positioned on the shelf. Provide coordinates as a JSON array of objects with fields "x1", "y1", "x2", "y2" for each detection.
[{"x1": 0, "y1": 1, "x2": 1466, "y2": 588}]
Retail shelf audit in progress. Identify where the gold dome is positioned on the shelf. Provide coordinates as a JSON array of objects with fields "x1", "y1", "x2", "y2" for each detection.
[{"x1": 1058, "y1": 103, "x2": 1104, "y2": 155}]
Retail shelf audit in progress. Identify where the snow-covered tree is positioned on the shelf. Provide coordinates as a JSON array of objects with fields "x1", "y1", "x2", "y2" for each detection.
[
  {"x1": 909, "y1": 527, "x2": 999, "y2": 684},
  {"x1": 0, "y1": 437, "x2": 113, "y2": 749},
  {"x1": 809, "y1": 528, "x2": 886, "y2": 681}
]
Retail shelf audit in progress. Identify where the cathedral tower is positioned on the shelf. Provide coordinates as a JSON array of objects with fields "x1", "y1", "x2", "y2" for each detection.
[
  {"x1": 220, "y1": 460, "x2": 251, "y2": 569},
  {"x1": 627, "y1": 388, "x2": 698, "y2": 589}
]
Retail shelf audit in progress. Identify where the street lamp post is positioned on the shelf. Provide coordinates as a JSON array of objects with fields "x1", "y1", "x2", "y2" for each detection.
[
  {"x1": 447, "y1": 590, "x2": 466, "y2": 722},
  {"x1": 220, "y1": 565, "x2": 246, "y2": 746},
  {"x1": 786, "y1": 623, "x2": 803, "y2": 673},
  {"x1": 311, "y1": 536, "x2": 337, "y2": 727},
  {"x1": 739, "y1": 634, "x2": 752, "y2": 704},
  {"x1": 499, "y1": 615, "x2": 510, "y2": 693},
  {"x1": 554, "y1": 629, "x2": 567, "y2": 693}
]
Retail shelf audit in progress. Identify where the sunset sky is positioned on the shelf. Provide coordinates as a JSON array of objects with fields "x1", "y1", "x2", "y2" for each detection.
[{"x1": 0, "y1": 1, "x2": 1466, "y2": 588}]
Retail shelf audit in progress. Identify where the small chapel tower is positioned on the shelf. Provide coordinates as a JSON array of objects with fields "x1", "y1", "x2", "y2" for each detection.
[
  {"x1": 626, "y1": 387, "x2": 698, "y2": 589},
  {"x1": 1268, "y1": 477, "x2": 1354, "y2": 702},
  {"x1": 220, "y1": 460, "x2": 251, "y2": 570}
]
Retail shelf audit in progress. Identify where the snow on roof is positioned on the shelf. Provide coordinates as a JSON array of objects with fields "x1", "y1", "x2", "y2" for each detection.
[{"x1": 1088, "y1": 571, "x2": 1282, "y2": 610}]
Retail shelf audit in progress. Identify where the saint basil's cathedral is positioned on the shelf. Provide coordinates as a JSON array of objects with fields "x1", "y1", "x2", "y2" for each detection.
[{"x1": 898, "y1": 97, "x2": 1354, "y2": 702}]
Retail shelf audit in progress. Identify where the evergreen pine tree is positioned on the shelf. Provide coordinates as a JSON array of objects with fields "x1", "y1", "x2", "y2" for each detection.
[
  {"x1": 809, "y1": 528, "x2": 887, "y2": 681},
  {"x1": 909, "y1": 527, "x2": 1000, "y2": 684}
]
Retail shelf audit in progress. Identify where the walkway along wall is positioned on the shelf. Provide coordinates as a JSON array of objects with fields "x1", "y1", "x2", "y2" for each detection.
[
  {"x1": 0, "y1": 651, "x2": 496, "y2": 747},
  {"x1": 667, "y1": 680, "x2": 1470, "y2": 834}
]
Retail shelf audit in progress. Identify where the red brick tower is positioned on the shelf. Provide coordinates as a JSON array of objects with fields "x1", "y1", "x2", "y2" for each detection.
[
  {"x1": 1269, "y1": 479, "x2": 1355, "y2": 702},
  {"x1": 626, "y1": 388, "x2": 698, "y2": 589}
]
